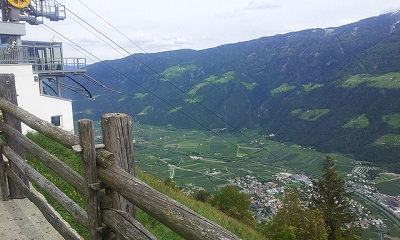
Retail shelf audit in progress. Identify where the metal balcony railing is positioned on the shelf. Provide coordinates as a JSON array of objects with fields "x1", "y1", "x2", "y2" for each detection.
[
  {"x1": 0, "y1": 45, "x2": 29, "y2": 64},
  {"x1": 0, "y1": 45, "x2": 86, "y2": 74},
  {"x1": 30, "y1": 57, "x2": 87, "y2": 74},
  {"x1": 63, "y1": 58, "x2": 87, "y2": 73}
]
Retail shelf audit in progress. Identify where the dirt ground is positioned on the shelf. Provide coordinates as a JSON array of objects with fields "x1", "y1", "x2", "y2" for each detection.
[{"x1": 0, "y1": 187, "x2": 81, "y2": 240}]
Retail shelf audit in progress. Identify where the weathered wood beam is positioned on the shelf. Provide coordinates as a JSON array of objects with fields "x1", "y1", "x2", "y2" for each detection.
[
  {"x1": 0, "y1": 74, "x2": 28, "y2": 198},
  {"x1": 1, "y1": 143, "x2": 89, "y2": 228},
  {"x1": 102, "y1": 209, "x2": 157, "y2": 240},
  {"x1": 97, "y1": 165, "x2": 240, "y2": 240},
  {"x1": 78, "y1": 119, "x2": 102, "y2": 240},
  {"x1": 0, "y1": 122, "x2": 113, "y2": 209},
  {"x1": 0, "y1": 97, "x2": 79, "y2": 148},
  {"x1": 102, "y1": 113, "x2": 135, "y2": 218},
  {"x1": 0, "y1": 121, "x2": 84, "y2": 195},
  {"x1": 0, "y1": 147, "x2": 9, "y2": 201},
  {"x1": 5, "y1": 166, "x2": 81, "y2": 240}
]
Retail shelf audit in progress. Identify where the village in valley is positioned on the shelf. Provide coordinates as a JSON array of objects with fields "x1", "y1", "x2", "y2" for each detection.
[
  {"x1": 229, "y1": 169, "x2": 400, "y2": 229},
  {"x1": 132, "y1": 124, "x2": 400, "y2": 237},
  {"x1": 175, "y1": 156, "x2": 400, "y2": 236}
]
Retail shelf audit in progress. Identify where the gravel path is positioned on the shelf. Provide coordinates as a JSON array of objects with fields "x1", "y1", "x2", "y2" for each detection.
[{"x1": 0, "y1": 187, "x2": 81, "y2": 240}]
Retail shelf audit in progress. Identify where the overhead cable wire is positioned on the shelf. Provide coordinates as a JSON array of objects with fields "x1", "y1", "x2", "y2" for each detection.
[
  {"x1": 74, "y1": 0, "x2": 202, "y2": 97},
  {"x1": 67, "y1": 13, "x2": 128, "y2": 59},
  {"x1": 55, "y1": 2, "x2": 321, "y2": 178},
  {"x1": 62, "y1": 3, "x2": 312, "y2": 177},
  {"x1": 41, "y1": 23, "x2": 267, "y2": 165},
  {"x1": 40, "y1": 25, "x2": 97, "y2": 64},
  {"x1": 61, "y1": 3, "x2": 185, "y2": 99},
  {"x1": 76, "y1": 0, "x2": 152, "y2": 57}
]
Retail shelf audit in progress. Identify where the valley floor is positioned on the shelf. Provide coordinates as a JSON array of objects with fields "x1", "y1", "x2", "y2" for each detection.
[{"x1": 130, "y1": 124, "x2": 400, "y2": 239}]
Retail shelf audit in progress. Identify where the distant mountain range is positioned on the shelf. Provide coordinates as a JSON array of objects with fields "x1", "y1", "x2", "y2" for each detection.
[{"x1": 70, "y1": 11, "x2": 400, "y2": 172}]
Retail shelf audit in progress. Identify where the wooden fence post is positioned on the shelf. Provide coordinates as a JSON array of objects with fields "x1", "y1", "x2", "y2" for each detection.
[
  {"x1": 78, "y1": 119, "x2": 102, "y2": 240},
  {"x1": 0, "y1": 74, "x2": 28, "y2": 199},
  {"x1": 0, "y1": 144, "x2": 9, "y2": 200},
  {"x1": 101, "y1": 113, "x2": 135, "y2": 218}
]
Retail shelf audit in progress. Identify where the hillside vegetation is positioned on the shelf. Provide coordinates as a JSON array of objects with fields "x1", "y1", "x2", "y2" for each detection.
[
  {"x1": 26, "y1": 133, "x2": 265, "y2": 239},
  {"x1": 70, "y1": 12, "x2": 400, "y2": 172}
]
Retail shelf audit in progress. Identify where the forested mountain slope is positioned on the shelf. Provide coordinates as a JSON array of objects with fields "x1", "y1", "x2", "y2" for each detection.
[{"x1": 71, "y1": 11, "x2": 400, "y2": 171}]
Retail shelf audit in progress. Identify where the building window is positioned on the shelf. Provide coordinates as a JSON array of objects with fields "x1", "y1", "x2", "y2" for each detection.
[
  {"x1": 51, "y1": 115, "x2": 62, "y2": 127},
  {"x1": 40, "y1": 77, "x2": 60, "y2": 97}
]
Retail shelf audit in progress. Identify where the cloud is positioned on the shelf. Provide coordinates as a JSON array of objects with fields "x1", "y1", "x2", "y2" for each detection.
[
  {"x1": 218, "y1": 0, "x2": 281, "y2": 18},
  {"x1": 120, "y1": 35, "x2": 190, "y2": 53},
  {"x1": 244, "y1": 0, "x2": 281, "y2": 11}
]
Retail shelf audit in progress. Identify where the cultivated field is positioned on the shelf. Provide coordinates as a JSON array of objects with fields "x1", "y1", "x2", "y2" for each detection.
[{"x1": 132, "y1": 124, "x2": 369, "y2": 192}]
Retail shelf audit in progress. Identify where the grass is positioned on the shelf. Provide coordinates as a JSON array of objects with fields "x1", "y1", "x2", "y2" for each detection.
[
  {"x1": 26, "y1": 132, "x2": 266, "y2": 240},
  {"x1": 290, "y1": 108, "x2": 331, "y2": 121},
  {"x1": 291, "y1": 108, "x2": 302, "y2": 115},
  {"x1": 184, "y1": 95, "x2": 203, "y2": 103},
  {"x1": 382, "y1": 113, "x2": 400, "y2": 128},
  {"x1": 134, "y1": 125, "x2": 362, "y2": 188},
  {"x1": 242, "y1": 82, "x2": 258, "y2": 91},
  {"x1": 271, "y1": 83, "x2": 296, "y2": 95},
  {"x1": 302, "y1": 83, "x2": 324, "y2": 92},
  {"x1": 341, "y1": 73, "x2": 400, "y2": 89},
  {"x1": 188, "y1": 82, "x2": 210, "y2": 96},
  {"x1": 81, "y1": 109, "x2": 94, "y2": 115},
  {"x1": 160, "y1": 64, "x2": 198, "y2": 80},
  {"x1": 137, "y1": 169, "x2": 267, "y2": 239},
  {"x1": 26, "y1": 132, "x2": 88, "y2": 239},
  {"x1": 29, "y1": 124, "x2": 399, "y2": 239},
  {"x1": 299, "y1": 109, "x2": 330, "y2": 121},
  {"x1": 373, "y1": 134, "x2": 400, "y2": 146},
  {"x1": 187, "y1": 72, "x2": 236, "y2": 97},
  {"x1": 139, "y1": 105, "x2": 154, "y2": 115},
  {"x1": 375, "y1": 178, "x2": 400, "y2": 196},
  {"x1": 117, "y1": 95, "x2": 128, "y2": 102},
  {"x1": 134, "y1": 93, "x2": 148, "y2": 99},
  {"x1": 343, "y1": 114, "x2": 370, "y2": 128},
  {"x1": 374, "y1": 173, "x2": 398, "y2": 184},
  {"x1": 215, "y1": 71, "x2": 235, "y2": 83},
  {"x1": 168, "y1": 106, "x2": 182, "y2": 114}
]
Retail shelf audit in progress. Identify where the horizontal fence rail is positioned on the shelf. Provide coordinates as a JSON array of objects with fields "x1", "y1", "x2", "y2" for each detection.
[{"x1": 0, "y1": 76, "x2": 240, "y2": 239}]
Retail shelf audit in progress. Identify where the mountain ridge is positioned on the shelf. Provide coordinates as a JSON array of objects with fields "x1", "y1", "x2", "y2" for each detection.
[{"x1": 70, "y1": 12, "x2": 400, "y2": 172}]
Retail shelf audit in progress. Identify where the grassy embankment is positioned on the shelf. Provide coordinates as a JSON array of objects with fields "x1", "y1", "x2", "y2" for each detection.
[{"x1": 26, "y1": 132, "x2": 265, "y2": 240}]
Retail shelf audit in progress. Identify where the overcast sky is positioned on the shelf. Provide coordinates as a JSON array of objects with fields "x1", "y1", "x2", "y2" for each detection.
[{"x1": 24, "y1": 0, "x2": 400, "y2": 62}]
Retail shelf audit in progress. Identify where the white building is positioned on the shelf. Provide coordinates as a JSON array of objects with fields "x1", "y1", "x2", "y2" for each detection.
[{"x1": 0, "y1": 1, "x2": 88, "y2": 133}]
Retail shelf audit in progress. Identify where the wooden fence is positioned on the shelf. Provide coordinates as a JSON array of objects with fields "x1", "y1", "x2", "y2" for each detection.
[{"x1": 0, "y1": 75, "x2": 240, "y2": 240}]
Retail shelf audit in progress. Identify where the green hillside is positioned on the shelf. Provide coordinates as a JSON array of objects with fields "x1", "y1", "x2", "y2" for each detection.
[
  {"x1": 26, "y1": 133, "x2": 265, "y2": 240},
  {"x1": 70, "y1": 12, "x2": 400, "y2": 172}
]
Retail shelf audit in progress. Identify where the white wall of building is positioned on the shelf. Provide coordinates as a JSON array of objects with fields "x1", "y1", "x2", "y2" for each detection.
[{"x1": 0, "y1": 64, "x2": 74, "y2": 134}]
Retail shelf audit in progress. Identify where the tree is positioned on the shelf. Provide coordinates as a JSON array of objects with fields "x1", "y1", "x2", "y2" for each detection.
[
  {"x1": 264, "y1": 189, "x2": 328, "y2": 240},
  {"x1": 311, "y1": 156, "x2": 362, "y2": 240},
  {"x1": 163, "y1": 177, "x2": 178, "y2": 189},
  {"x1": 193, "y1": 189, "x2": 211, "y2": 202},
  {"x1": 210, "y1": 185, "x2": 254, "y2": 225}
]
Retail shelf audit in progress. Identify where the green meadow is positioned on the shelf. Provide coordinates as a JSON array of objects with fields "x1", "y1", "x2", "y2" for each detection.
[
  {"x1": 271, "y1": 83, "x2": 296, "y2": 95},
  {"x1": 382, "y1": 113, "x2": 400, "y2": 128},
  {"x1": 134, "y1": 125, "x2": 366, "y2": 193},
  {"x1": 341, "y1": 73, "x2": 400, "y2": 89},
  {"x1": 343, "y1": 114, "x2": 370, "y2": 128}
]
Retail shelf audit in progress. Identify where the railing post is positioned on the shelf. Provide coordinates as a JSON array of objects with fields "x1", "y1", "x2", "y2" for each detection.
[
  {"x1": 0, "y1": 74, "x2": 28, "y2": 199},
  {"x1": 78, "y1": 119, "x2": 102, "y2": 240},
  {"x1": 101, "y1": 113, "x2": 135, "y2": 218},
  {"x1": 0, "y1": 144, "x2": 9, "y2": 200}
]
